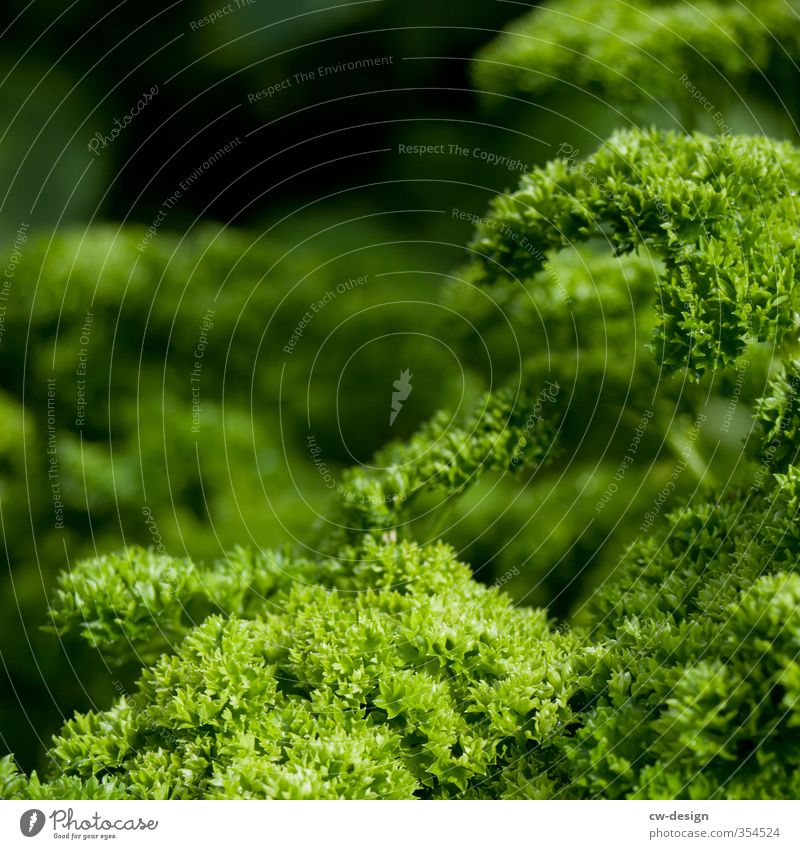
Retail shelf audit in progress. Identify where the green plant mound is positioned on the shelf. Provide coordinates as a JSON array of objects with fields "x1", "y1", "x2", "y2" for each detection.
[
  {"x1": 7, "y1": 465, "x2": 800, "y2": 799},
  {"x1": 570, "y1": 473, "x2": 800, "y2": 799},
  {"x1": 8, "y1": 538, "x2": 577, "y2": 799},
  {"x1": 473, "y1": 0, "x2": 800, "y2": 125},
  {"x1": 0, "y1": 216, "x2": 467, "y2": 771}
]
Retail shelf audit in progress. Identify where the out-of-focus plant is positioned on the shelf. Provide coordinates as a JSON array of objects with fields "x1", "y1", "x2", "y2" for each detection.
[
  {"x1": 0, "y1": 218, "x2": 468, "y2": 770},
  {"x1": 473, "y1": 0, "x2": 800, "y2": 137}
]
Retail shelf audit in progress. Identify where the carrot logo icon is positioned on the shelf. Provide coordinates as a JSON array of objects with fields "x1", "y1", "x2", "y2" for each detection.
[
  {"x1": 20, "y1": 809, "x2": 45, "y2": 837},
  {"x1": 390, "y1": 369, "x2": 413, "y2": 426}
]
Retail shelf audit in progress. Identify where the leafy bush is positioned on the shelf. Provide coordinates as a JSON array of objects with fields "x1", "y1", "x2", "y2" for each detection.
[
  {"x1": 473, "y1": 0, "x2": 800, "y2": 134},
  {"x1": 3, "y1": 128, "x2": 799, "y2": 799}
]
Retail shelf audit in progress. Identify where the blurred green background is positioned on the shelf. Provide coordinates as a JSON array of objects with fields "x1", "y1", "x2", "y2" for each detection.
[{"x1": 0, "y1": 0, "x2": 795, "y2": 773}]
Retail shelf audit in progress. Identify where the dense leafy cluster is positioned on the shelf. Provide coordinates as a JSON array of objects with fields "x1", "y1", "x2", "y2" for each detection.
[
  {"x1": 8, "y1": 454, "x2": 800, "y2": 799},
  {"x1": 9, "y1": 539, "x2": 578, "y2": 799},
  {"x1": 474, "y1": 0, "x2": 800, "y2": 131},
  {"x1": 573, "y1": 473, "x2": 800, "y2": 798},
  {"x1": 2, "y1": 129, "x2": 799, "y2": 799},
  {"x1": 470, "y1": 129, "x2": 800, "y2": 375}
]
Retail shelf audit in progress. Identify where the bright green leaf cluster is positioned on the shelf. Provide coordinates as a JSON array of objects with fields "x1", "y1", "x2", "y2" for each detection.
[
  {"x1": 12, "y1": 460, "x2": 800, "y2": 799},
  {"x1": 469, "y1": 128, "x2": 800, "y2": 376},
  {"x1": 569, "y1": 468, "x2": 800, "y2": 798},
  {"x1": 13, "y1": 538, "x2": 578, "y2": 799}
]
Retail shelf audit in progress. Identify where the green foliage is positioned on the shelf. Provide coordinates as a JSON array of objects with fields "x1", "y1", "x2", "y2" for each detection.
[
  {"x1": 330, "y1": 381, "x2": 562, "y2": 542},
  {"x1": 47, "y1": 546, "x2": 292, "y2": 666},
  {"x1": 5, "y1": 130, "x2": 800, "y2": 800},
  {"x1": 474, "y1": 0, "x2": 800, "y2": 132},
  {"x1": 14, "y1": 470, "x2": 800, "y2": 799},
  {"x1": 569, "y1": 470, "x2": 800, "y2": 799},
  {"x1": 469, "y1": 128, "x2": 800, "y2": 376},
  {"x1": 748, "y1": 358, "x2": 800, "y2": 472},
  {"x1": 13, "y1": 538, "x2": 577, "y2": 799},
  {"x1": 0, "y1": 217, "x2": 468, "y2": 769},
  {"x1": 0, "y1": 756, "x2": 27, "y2": 800}
]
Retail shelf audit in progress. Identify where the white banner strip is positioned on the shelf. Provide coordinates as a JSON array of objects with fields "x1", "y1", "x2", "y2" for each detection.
[{"x1": 1, "y1": 799, "x2": 797, "y2": 848}]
